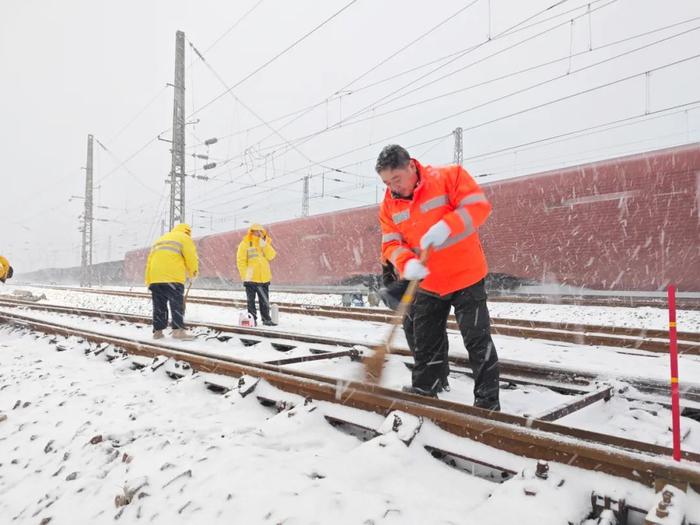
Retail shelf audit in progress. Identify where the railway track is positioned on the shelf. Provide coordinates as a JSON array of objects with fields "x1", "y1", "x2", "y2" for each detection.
[
  {"x1": 2, "y1": 298, "x2": 700, "y2": 412},
  {"x1": 31, "y1": 283, "x2": 700, "y2": 310},
  {"x1": 0, "y1": 299, "x2": 700, "y2": 410},
  {"x1": 1, "y1": 306, "x2": 700, "y2": 505},
  {"x1": 16, "y1": 285, "x2": 700, "y2": 355}
]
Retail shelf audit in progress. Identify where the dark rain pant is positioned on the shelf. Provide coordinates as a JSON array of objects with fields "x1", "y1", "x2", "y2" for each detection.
[
  {"x1": 244, "y1": 281, "x2": 271, "y2": 323},
  {"x1": 149, "y1": 283, "x2": 185, "y2": 331},
  {"x1": 403, "y1": 308, "x2": 450, "y2": 390},
  {"x1": 412, "y1": 279, "x2": 500, "y2": 410}
]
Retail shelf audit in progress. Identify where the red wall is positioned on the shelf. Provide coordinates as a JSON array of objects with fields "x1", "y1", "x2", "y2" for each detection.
[
  {"x1": 197, "y1": 206, "x2": 381, "y2": 285},
  {"x1": 125, "y1": 143, "x2": 700, "y2": 291},
  {"x1": 481, "y1": 143, "x2": 700, "y2": 290}
]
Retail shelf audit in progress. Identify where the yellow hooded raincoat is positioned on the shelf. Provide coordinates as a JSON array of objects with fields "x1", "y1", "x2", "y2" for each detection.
[
  {"x1": 144, "y1": 224, "x2": 199, "y2": 286},
  {"x1": 0, "y1": 256, "x2": 11, "y2": 282},
  {"x1": 236, "y1": 224, "x2": 276, "y2": 283}
]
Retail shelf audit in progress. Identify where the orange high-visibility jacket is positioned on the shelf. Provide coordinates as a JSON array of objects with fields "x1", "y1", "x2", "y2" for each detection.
[{"x1": 379, "y1": 159, "x2": 491, "y2": 296}]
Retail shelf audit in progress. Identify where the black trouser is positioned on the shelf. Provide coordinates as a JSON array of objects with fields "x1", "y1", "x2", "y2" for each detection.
[
  {"x1": 403, "y1": 308, "x2": 450, "y2": 389},
  {"x1": 244, "y1": 282, "x2": 271, "y2": 323},
  {"x1": 412, "y1": 279, "x2": 500, "y2": 410},
  {"x1": 149, "y1": 283, "x2": 185, "y2": 331}
]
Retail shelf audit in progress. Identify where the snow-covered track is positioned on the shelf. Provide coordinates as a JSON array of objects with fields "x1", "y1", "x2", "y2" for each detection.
[
  {"x1": 33, "y1": 283, "x2": 700, "y2": 310},
  {"x1": 1, "y1": 308, "x2": 700, "y2": 493},
  {"x1": 24, "y1": 286, "x2": 700, "y2": 355},
  {"x1": 2, "y1": 298, "x2": 700, "y2": 415}
]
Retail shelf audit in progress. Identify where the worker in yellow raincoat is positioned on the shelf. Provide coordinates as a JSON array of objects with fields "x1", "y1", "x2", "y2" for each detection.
[
  {"x1": 236, "y1": 224, "x2": 276, "y2": 325},
  {"x1": 0, "y1": 256, "x2": 13, "y2": 283},
  {"x1": 145, "y1": 224, "x2": 199, "y2": 339}
]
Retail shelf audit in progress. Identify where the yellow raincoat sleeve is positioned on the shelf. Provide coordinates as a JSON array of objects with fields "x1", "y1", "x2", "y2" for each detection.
[
  {"x1": 236, "y1": 240, "x2": 248, "y2": 281},
  {"x1": 262, "y1": 238, "x2": 276, "y2": 262},
  {"x1": 182, "y1": 236, "x2": 199, "y2": 278}
]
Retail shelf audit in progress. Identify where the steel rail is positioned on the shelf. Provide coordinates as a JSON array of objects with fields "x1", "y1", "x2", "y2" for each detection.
[{"x1": 29, "y1": 283, "x2": 700, "y2": 310}]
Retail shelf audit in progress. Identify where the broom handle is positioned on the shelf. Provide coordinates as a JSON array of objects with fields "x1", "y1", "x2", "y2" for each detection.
[
  {"x1": 382, "y1": 250, "x2": 429, "y2": 351},
  {"x1": 183, "y1": 279, "x2": 192, "y2": 312}
]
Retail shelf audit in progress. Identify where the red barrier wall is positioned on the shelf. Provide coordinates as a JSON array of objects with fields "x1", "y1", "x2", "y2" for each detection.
[{"x1": 481, "y1": 143, "x2": 700, "y2": 290}]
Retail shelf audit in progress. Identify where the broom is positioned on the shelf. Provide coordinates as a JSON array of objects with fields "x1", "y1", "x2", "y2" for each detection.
[
  {"x1": 183, "y1": 279, "x2": 193, "y2": 314},
  {"x1": 364, "y1": 250, "x2": 429, "y2": 384}
]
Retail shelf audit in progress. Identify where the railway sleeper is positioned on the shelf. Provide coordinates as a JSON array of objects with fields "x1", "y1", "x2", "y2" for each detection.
[
  {"x1": 104, "y1": 345, "x2": 127, "y2": 362},
  {"x1": 163, "y1": 359, "x2": 194, "y2": 379},
  {"x1": 377, "y1": 411, "x2": 422, "y2": 445}
]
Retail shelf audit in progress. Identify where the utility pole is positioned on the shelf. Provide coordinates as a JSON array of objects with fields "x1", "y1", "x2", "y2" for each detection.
[
  {"x1": 169, "y1": 30, "x2": 186, "y2": 229},
  {"x1": 301, "y1": 175, "x2": 310, "y2": 217},
  {"x1": 80, "y1": 134, "x2": 94, "y2": 287},
  {"x1": 453, "y1": 127, "x2": 463, "y2": 166}
]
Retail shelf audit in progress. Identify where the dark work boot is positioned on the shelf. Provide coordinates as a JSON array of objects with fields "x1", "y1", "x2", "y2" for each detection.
[
  {"x1": 402, "y1": 385, "x2": 438, "y2": 397},
  {"x1": 474, "y1": 398, "x2": 501, "y2": 411}
]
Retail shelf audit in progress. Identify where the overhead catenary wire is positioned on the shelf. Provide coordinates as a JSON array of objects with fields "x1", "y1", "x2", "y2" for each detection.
[
  {"x1": 104, "y1": 86, "x2": 170, "y2": 145},
  {"x1": 68, "y1": 2, "x2": 354, "y2": 202},
  {"x1": 186, "y1": 0, "x2": 587, "y2": 151},
  {"x1": 210, "y1": 53, "x2": 700, "y2": 198},
  {"x1": 189, "y1": 29, "x2": 700, "y2": 211},
  {"x1": 476, "y1": 125, "x2": 700, "y2": 178},
  {"x1": 188, "y1": 38, "x2": 351, "y2": 179},
  {"x1": 252, "y1": 0, "x2": 620, "y2": 162},
  {"x1": 217, "y1": 0, "x2": 592, "y2": 168},
  {"x1": 93, "y1": 137, "x2": 163, "y2": 195},
  {"x1": 186, "y1": 9, "x2": 700, "y2": 165},
  {"x1": 189, "y1": 0, "x2": 617, "y2": 180},
  {"x1": 229, "y1": 103, "x2": 700, "y2": 213},
  {"x1": 189, "y1": 133, "x2": 452, "y2": 212},
  {"x1": 281, "y1": 23, "x2": 700, "y2": 136},
  {"x1": 198, "y1": 0, "x2": 266, "y2": 58},
  {"x1": 329, "y1": 0, "x2": 482, "y2": 95},
  {"x1": 187, "y1": 0, "x2": 361, "y2": 120},
  {"x1": 187, "y1": 0, "x2": 590, "y2": 161},
  {"x1": 463, "y1": 100, "x2": 700, "y2": 164}
]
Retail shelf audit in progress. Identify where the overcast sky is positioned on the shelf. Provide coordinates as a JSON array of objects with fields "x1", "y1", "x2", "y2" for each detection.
[{"x1": 2, "y1": 0, "x2": 699, "y2": 272}]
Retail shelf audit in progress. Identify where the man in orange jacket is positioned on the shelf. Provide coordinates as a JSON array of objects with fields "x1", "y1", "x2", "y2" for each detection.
[{"x1": 377, "y1": 144, "x2": 500, "y2": 410}]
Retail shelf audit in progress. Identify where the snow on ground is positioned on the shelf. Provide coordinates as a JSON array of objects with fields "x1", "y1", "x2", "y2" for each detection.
[
  {"x1": 0, "y1": 328, "x2": 492, "y2": 524},
  {"x1": 3, "y1": 327, "x2": 700, "y2": 524}
]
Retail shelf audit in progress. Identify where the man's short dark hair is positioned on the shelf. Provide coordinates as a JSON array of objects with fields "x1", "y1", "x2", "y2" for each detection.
[{"x1": 375, "y1": 144, "x2": 411, "y2": 173}]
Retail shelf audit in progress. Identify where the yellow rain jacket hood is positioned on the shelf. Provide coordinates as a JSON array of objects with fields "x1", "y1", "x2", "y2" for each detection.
[
  {"x1": 236, "y1": 224, "x2": 276, "y2": 283},
  {"x1": 144, "y1": 223, "x2": 199, "y2": 286}
]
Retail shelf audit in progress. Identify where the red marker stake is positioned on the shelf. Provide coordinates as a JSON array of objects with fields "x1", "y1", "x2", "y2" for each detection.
[{"x1": 668, "y1": 285, "x2": 681, "y2": 462}]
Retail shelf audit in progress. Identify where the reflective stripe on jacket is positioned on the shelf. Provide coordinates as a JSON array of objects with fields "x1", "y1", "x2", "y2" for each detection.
[
  {"x1": 236, "y1": 224, "x2": 276, "y2": 283},
  {"x1": 379, "y1": 159, "x2": 491, "y2": 296},
  {"x1": 144, "y1": 224, "x2": 199, "y2": 286}
]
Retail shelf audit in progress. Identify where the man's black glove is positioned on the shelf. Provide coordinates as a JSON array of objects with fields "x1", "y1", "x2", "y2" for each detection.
[{"x1": 379, "y1": 279, "x2": 409, "y2": 311}]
